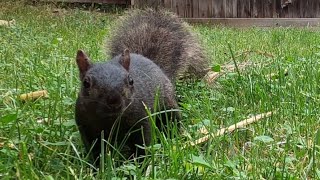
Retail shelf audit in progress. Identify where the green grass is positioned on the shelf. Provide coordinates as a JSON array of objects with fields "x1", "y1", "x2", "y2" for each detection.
[{"x1": 0, "y1": 1, "x2": 319, "y2": 179}]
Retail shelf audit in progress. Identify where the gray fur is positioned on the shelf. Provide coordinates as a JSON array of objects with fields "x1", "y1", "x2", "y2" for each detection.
[
  {"x1": 106, "y1": 8, "x2": 210, "y2": 80},
  {"x1": 75, "y1": 53, "x2": 180, "y2": 163}
]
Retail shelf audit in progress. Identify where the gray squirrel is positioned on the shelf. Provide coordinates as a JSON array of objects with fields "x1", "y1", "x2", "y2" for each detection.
[
  {"x1": 75, "y1": 49, "x2": 180, "y2": 163},
  {"x1": 75, "y1": 8, "x2": 209, "y2": 164}
]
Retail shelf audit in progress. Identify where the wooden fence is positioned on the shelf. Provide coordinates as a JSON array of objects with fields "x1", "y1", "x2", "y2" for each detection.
[
  {"x1": 41, "y1": 0, "x2": 129, "y2": 5},
  {"x1": 42, "y1": 0, "x2": 320, "y2": 26},
  {"x1": 43, "y1": 0, "x2": 320, "y2": 18},
  {"x1": 132, "y1": 0, "x2": 320, "y2": 18}
]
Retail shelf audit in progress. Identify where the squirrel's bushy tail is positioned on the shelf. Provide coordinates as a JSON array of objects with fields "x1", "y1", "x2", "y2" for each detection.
[{"x1": 106, "y1": 8, "x2": 209, "y2": 80}]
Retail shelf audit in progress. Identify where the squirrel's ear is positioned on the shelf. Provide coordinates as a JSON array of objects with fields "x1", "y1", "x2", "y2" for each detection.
[
  {"x1": 76, "y1": 50, "x2": 92, "y2": 80},
  {"x1": 120, "y1": 49, "x2": 130, "y2": 71}
]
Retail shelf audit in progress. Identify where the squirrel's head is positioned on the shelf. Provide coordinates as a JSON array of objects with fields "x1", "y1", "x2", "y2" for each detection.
[{"x1": 76, "y1": 49, "x2": 134, "y2": 113}]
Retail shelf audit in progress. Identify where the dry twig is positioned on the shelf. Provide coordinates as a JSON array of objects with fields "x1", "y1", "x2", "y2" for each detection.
[
  {"x1": 185, "y1": 111, "x2": 274, "y2": 147},
  {"x1": 0, "y1": 19, "x2": 15, "y2": 26},
  {"x1": 19, "y1": 90, "x2": 48, "y2": 101}
]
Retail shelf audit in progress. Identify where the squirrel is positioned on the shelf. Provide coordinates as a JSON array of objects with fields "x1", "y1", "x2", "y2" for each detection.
[
  {"x1": 107, "y1": 8, "x2": 210, "y2": 81},
  {"x1": 75, "y1": 8, "x2": 209, "y2": 165},
  {"x1": 75, "y1": 49, "x2": 180, "y2": 164}
]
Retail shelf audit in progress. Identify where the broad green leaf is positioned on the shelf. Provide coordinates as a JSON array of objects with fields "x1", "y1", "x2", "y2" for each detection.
[
  {"x1": 211, "y1": 64, "x2": 221, "y2": 72},
  {"x1": 62, "y1": 120, "x2": 76, "y2": 127},
  {"x1": 44, "y1": 175, "x2": 54, "y2": 180},
  {"x1": 222, "y1": 107, "x2": 235, "y2": 112},
  {"x1": 224, "y1": 160, "x2": 237, "y2": 169},
  {"x1": 254, "y1": 135, "x2": 274, "y2": 143},
  {"x1": 190, "y1": 154, "x2": 212, "y2": 169},
  {"x1": 0, "y1": 113, "x2": 17, "y2": 124},
  {"x1": 315, "y1": 129, "x2": 320, "y2": 146}
]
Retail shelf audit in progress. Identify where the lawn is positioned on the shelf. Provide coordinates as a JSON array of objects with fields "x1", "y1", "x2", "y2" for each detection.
[{"x1": 0, "y1": 1, "x2": 319, "y2": 179}]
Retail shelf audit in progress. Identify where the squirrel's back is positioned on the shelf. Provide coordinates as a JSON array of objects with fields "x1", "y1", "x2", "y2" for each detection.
[{"x1": 107, "y1": 8, "x2": 209, "y2": 80}]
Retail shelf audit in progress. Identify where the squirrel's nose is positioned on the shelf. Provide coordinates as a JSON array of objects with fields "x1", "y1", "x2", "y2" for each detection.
[{"x1": 107, "y1": 94, "x2": 122, "y2": 109}]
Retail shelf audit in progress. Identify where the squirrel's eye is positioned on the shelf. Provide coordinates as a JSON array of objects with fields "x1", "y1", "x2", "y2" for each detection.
[
  {"x1": 128, "y1": 75, "x2": 134, "y2": 85},
  {"x1": 83, "y1": 77, "x2": 91, "y2": 88}
]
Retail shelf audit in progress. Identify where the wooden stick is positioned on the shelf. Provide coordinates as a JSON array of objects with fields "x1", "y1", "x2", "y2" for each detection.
[
  {"x1": 0, "y1": 19, "x2": 15, "y2": 27},
  {"x1": 19, "y1": 90, "x2": 48, "y2": 101},
  {"x1": 186, "y1": 111, "x2": 274, "y2": 147}
]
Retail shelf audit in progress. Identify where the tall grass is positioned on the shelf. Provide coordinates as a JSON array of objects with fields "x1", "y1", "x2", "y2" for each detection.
[{"x1": 0, "y1": 1, "x2": 319, "y2": 179}]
